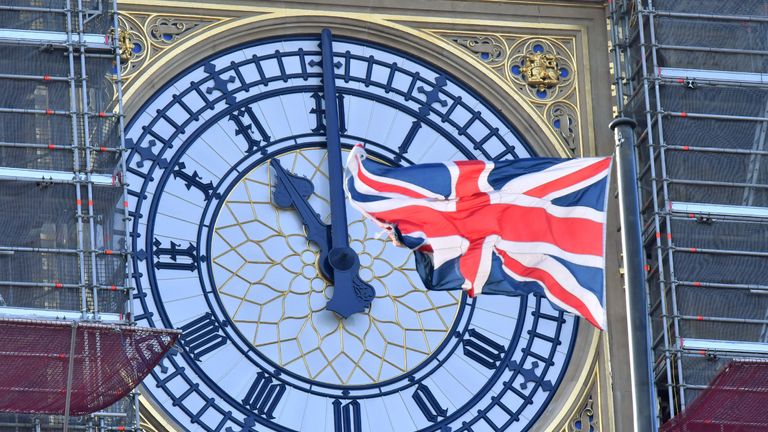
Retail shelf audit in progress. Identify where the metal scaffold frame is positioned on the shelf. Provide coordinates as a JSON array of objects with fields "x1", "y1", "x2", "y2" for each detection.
[
  {"x1": 0, "y1": 0, "x2": 138, "y2": 430},
  {"x1": 610, "y1": 0, "x2": 768, "y2": 427}
]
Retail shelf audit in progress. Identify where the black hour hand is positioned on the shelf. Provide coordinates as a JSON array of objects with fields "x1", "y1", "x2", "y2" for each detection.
[{"x1": 270, "y1": 159, "x2": 333, "y2": 281}]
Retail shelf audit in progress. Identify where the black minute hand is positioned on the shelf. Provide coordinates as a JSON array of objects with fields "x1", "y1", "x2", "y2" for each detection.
[{"x1": 320, "y1": 28, "x2": 375, "y2": 318}]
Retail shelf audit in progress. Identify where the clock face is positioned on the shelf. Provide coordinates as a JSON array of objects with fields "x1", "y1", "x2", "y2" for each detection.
[{"x1": 126, "y1": 36, "x2": 578, "y2": 432}]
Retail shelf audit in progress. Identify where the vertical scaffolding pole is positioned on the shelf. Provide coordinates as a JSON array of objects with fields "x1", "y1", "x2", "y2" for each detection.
[
  {"x1": 110, "y1": 2, "x2": 140, "y2": 429},
  {"x1": 65, "y1": 0, "x2": 89, "y2": 321},
  {"x1": 76, "y1": 0, "x2": 100, "y2": 321},
  {"x1": 610, "y1": 117, "x2": 657, "y2": 430},
  {"x1": 62, "y1": 322, "x2": 78, "y2": 432}
]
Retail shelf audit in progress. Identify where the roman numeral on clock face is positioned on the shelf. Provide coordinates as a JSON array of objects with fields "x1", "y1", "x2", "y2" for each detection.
[
  {"x1": 462, "y1": 328, "x2": 506, "y2": 369},
  {"x1": 333, "y1": 399, "x2": 361, "y2": 432},
  {"x1": 412, "y1": 383, "x2": 448, "y2": 423},
  {"x1": 178, "y1": 313, "x2": 228, "y2": 361},
  {"x1": 242, "y1": 372, "x2": 286, "y2": 420},
  {"x1": 152, "y1": 238, "x2": 199, "y2": 272}
]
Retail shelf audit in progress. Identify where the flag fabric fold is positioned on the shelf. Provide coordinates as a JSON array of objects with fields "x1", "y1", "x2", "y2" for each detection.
[{"x1": 344, "y1": 144, "x2": 612, "y2": 330}]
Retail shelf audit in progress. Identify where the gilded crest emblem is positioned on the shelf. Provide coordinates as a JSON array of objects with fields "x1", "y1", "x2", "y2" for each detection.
[{"x1": 521, "y1": 52, "x2": 560, "y2": 90}]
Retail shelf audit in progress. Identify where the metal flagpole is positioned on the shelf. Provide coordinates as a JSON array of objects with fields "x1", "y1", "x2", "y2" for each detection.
[{"x1": 610, "y1": 117, "x2": 658, "y2": 431}]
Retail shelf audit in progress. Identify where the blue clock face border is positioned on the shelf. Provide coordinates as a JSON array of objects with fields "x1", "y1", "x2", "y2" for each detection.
[{"x1": 126, "y1": 34, "x2": 579, "y2": 432}]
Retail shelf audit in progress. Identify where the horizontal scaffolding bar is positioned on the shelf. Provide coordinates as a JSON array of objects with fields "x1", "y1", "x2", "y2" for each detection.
[
  {"x1": 0, "y1": 5, "x2": 69, "y2": 13},
  {"x1": 670, "y1": 178, "x2": 768, "y2": 189},
  {"x1": 681, "y1": 338, "x2": 768, "y2": 355},
  {"x1": 659, "y1": 67, "x2": 768, "y2": 86},
  {"x1": 654, "y1": 10, "x2": 768, "y2": 24},
  {"x1": 674, "y1": 246, "x2": 768, "y2": 258},
  {"x1": 678, "y1": 315, "x2": 768, "y2": 325},
  {"x1": 0, "y1": 280, "x2": 128, "y2": 292},
  {"x1": 0, "y1": 167, "x2": 116, "y2": 185},
  {"x1": 666, "y1": 111, "x2": 768, "y2": 122},
  {"x1": 670, "y1": 201, "x2": 768, "y2": 219},
  {"x1": 0, "y1": 72, "x2": 69, "y2": 82},
  {"x1": 658, "y1": 44, "x2": 768, "y2": 57},
  {"x1": 0, "y1": 306, "x2": 123, "y2": 323},
  {"x1": 676, "y1": 280, "x2": 768, "y2": 292},
  {"x1": 666, "y1": 145, "x2": 768, "y2": 156},
  {"x1": 0, "y1": 28, "x2": 110, "y2": 50}
]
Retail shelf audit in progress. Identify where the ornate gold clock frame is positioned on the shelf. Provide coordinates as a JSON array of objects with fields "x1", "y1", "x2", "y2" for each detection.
[{"x1": 117, "y1": 1, "x2": 629, "y2": 430}]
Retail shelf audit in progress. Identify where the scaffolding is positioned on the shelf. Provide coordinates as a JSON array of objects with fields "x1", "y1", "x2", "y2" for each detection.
[
  {"x1": 0, "y1": 0, "x2": 138, "y2": 430},
  {"x1": 610, "y1": 0, "x2": 768, "y2": 427}
]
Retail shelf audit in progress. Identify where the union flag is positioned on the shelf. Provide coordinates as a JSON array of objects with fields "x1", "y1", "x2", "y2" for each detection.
[{"x1": 345, "y1": 144, "x2": 612, "y2": 330}]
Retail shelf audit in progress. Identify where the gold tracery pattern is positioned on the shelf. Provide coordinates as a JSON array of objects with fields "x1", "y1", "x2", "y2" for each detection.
[{"x1": 211, "y1": 149, "x2": 461, "y2": 386}]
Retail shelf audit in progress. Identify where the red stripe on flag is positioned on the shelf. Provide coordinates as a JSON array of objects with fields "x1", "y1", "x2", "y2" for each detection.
[
  {"x1": 373, "y1": 203, "x2": 603, "y2": 257},
  {"x1": 499, "y1": 250, "x2": 602, "y2": 329},
  {"x1": 355, "y1": 159, "x2": 429, "y2": 199},
  {"x1": 523, "y1": 158, "x2": 611, "y2": 199},
  {"x1": 459, "y1": 239, "x2": 485, "y2": 297}
]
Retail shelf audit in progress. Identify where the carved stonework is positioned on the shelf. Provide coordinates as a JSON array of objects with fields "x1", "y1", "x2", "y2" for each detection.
[
  {"x1": 115, "y1": 13, "x2": 225, "y2": 86},
  {"x1": 548, "y1": 102, "x2": 578, "y2": 152},
  {"x1": 450, "y1": 35, "x2": 506, "y2": 66},
  {"x1": 437, "y1": 31, "x2": 582, "y2": 155},
  {"x1": 507, "y1": 38, "x2": 575, "y2": 103},
  {"x1": 116, "y1": 14, "x2": 150, "y2": 79},
  {"x1": 148, "y1": 17, "x2": 207, "y2": 44},
  {"x1": 570, "y1": 394, "x2": 597, "y2": 432}
]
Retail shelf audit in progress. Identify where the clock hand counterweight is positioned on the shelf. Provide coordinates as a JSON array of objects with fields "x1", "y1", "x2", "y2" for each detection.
[{"x1": 320, "y1": 28, "x2": 376, "y2": 318}]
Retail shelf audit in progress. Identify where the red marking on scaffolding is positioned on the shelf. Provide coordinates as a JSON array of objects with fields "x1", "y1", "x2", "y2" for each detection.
[
  {"x1": 58, "y1": 354, "x2": 66, "y2": 360},
  {"x1": 689, "y1": 248, "x2": 698, "y2": 252},
  {"x1": 99, "y1": 146, "x2": 107, "y2": 152},
  {"x1": 698, "y1": 350, "x2": 706, "y2": 356},
  {"x1": 655, "y1": 232, "x2": 661, "y2": 239},
  {"x1": 697, "y1": 315, "x2": 703, "y2": 321},
  {"x1": 88, "y1": 200, "x2": 93, "y2": 207},
  {"x1": 688, "y1": 213, "x2": 695, "y2": 219},
  {"x1": 46, "y1": 109, "x2": 54, "y2": 115},
  {"x1": 48, "y1": 144, "x2": 55, "y2": 150},
  {"x1": 123, "y1": 200, "x2": 129, "y2": 208},
  {"x1": 658, "y1": 67, "x2": 662, "y2": 77},
  {"x1": 676, "y1": 79, "x2": 684, "y2": 83},
  {"x1": 54, "y1": 282, "x2": 63, "y2": 289},
  {"x1": 117, "y1": 427, "x2": 126, "y2": 431},
  {"x1": 43, "y1": 74, "x2": 51, "y2": 81},
  {"x1": 98, "y1": 112, "x2": 106, "y2": 118},
  {"x1": 110, "y1": 285, "x2": 117, "y2": 291},
  {"x1": 644, "y1": 265, "x2": 650, "y2": 271},
  {"x1": 105, "y1": 249, "x2": 113, "y2": 255},
  {"x1": 694, "y1": 282, "x2": 702, "y2": 287},
  {"x1": 679, "y1": 112, "x2": 687, "y2": 117},
  {"x1": 667, "y1": 233, "x2": 672, "y2": 240},
  {"x1": 76, "y1": 199, "x2": 82, "y2": 206},
  {"x1": 682, "y1": 146, "x2": 689, "y2": 150}
]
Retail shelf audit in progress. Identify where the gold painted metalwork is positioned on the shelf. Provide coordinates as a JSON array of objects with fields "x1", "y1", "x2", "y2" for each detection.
[
  {"x1": 116, "y1": 12, "x2": 225, "y2": 86},
  {"x1": 148, "y1": 17, "x2": 205, "y2": 44},
  {"x1": 432, "y1": 30, "x2": 583, "y2": 155},
  {"x1": 450, "y1": 35, "x2": 506, "y2": 66},
  {"x1": 109, "y1": 27, "x2": 134, "y2": 63},
  {"x1": 569, "y1": 395, "x2": 596, "y2": 431},
  {"x1": 521, "y1": 52, "x2": 560, "y2": 90},
  {"x1": 211, "y1": 149, "x2": 461, "y2": 386}
]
